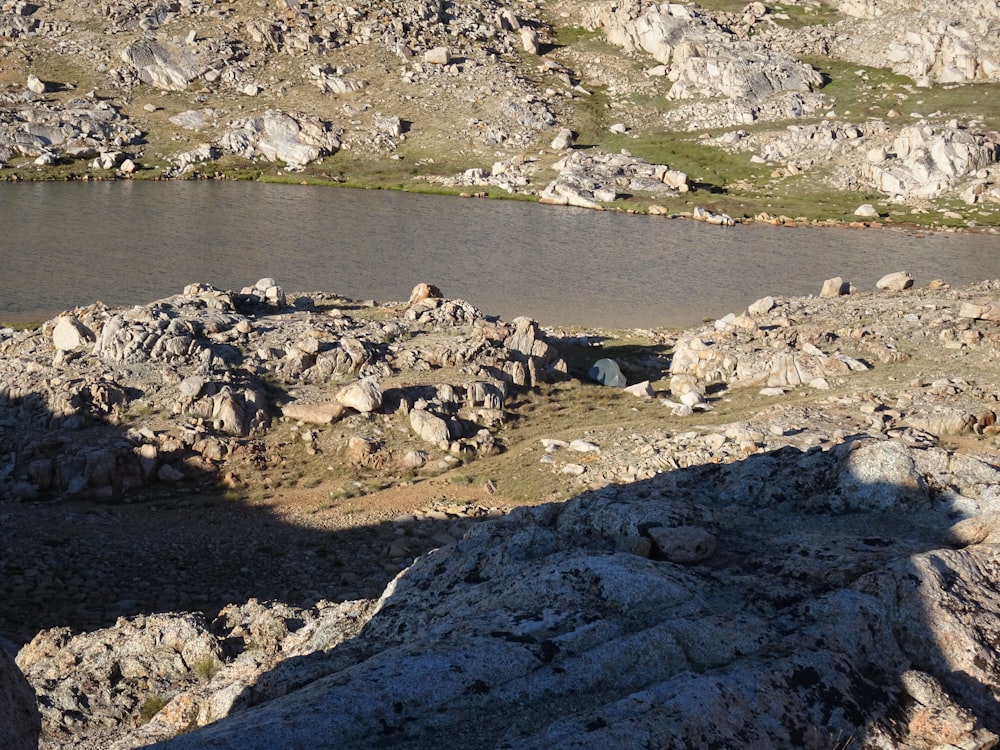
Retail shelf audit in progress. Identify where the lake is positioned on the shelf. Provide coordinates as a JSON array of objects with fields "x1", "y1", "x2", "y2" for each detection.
[{"x1": 1, "y1": 180, "x2": 998, "y2": 328}]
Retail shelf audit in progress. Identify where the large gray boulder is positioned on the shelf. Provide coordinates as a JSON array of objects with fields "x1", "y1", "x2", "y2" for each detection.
[
  {"x1": 858, "y1": 123, "x2": 1000, "y2": 199},
  {"x1": 143, "y1": 437, "x2": 1000, "y2": 749},
  {"x1": 120, "y1": 38, "x2": 204, "y2": 91},
  {"x1": 220, "y1": 110, "x2": 340, "y2": 168},
  {"x1": 584, "y1": 1, "x2": 823, "y2": 102}
]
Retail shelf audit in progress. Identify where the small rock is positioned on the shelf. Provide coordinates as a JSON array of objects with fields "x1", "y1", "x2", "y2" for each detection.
[
  {"x1": 876, "y1": 271, "x2": 914, "y2": 291},
  {"x1": 854, "y1": 203, "x2": 880, "y2": 218},
  {"x1": 678, "y1": 391, "x2": 705, "y2": 408},
  {"x1": 409, "y1": 409, "x2": 450, "y2": 446},
  {"x1": 959, "y1": 302, "x2": 1000, "y2": 322},
  {"x1": 645, "y1": 525, "x2": 716, "y2": 564},
  {"x1": 52, "y1": 316, "x2": 95, "y2": 352},
  {"x1": 397, "y1": 450, "x2": 427, "y2": 469},
  {"x1": 820, "y1": 277, "x2": 850, "y2": 298},
  {"x1": 520, "y1": 27, "x2": 540, "y2": 54},
  {"x1": 281, "y1": 401, "x2": 347, "y2": 424},
  {"x1": 550, "y1": 128, "x2": 574, "y2": 150},
  {"x1": 335, "y1": 376, "x2": 382, "y2": 414},
  {"x1": 346, "y1": 437, "x2": 375, "y2": 464},
  {"x1": 178, "y1": 376, "x2": 206, "y2": 397},
  {"x1": 424, "y1": 47, "x2": 451, "y2": 65},
  {"x1": 623, "y1": 381, "x2": 654, "y2": 399},
  {"x1": 747, "y1": 296, "x2": 775, "y2": 316},
  {"x1": 407, "y1": 283, "x2": 442, "y2": 304}
]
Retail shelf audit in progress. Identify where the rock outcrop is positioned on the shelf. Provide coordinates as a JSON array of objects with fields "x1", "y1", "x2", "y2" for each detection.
[
  {"x1": 833, "y1": 0, "x2": 1000, "y2": 85},
  {"x1": 219, "y1": 111, "x2": 341, "y2": 169},
  {"x1": 120, "y1": 38, "x2": 207, "y2": 92},
  {"x1": 53, "y1": 435, "x2": 1000, "y2": 750},
  {"x1": 858, "y1": 123, "x2": 1000, "y2": 199},
  {"x1": 539, "y1": 149, "x2": 689, "y2": 208},
  {"x1": 0, "y1": 96, "x2": 142, "y2": 166},
  {"x1": 584, "y1": 1, "x2": 823, "y2": 103}
]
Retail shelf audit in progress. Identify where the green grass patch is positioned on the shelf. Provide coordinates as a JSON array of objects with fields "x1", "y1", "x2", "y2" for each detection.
[
  {"x1": 805, "y1": 58, "x2": 1000, "y2": 130},
  {"x1": 0, "y1": 320, "x2": 42, "y2": 331},
  {"x1": 766, "y1": 1, "x2": 840, "y2": 29},
  {"x1": 599, "y1": 132, "x2": 772, "y2": 191},
  {"x1": 551, "y1": 26, "x2": 609, "y2": 50},
  {"x1": 692, "y1": 0, "x2": 839, "y2": 28},
  {"x1": 194, "y1": 657, "x2": 220, "y2": 681},
  {"x1": 139, "y1": 694, "x2": 170, "y2": 724}
]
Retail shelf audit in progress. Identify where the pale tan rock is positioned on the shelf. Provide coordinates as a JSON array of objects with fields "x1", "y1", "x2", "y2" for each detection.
[
  {"x1": 520, "y1": 27, "x2": 539, "y2": 54},
  {"x1": 945, "y1": 513, "x2": 1000, "y2": 547},
  {"x1": 959, "y1": 301, "x2": 1000, "y2": 321},
  {"x1": 281, "y1": 401, "x2": 347, "y2": 424},
  {"x1": 346, "y1": 436, "x2": 376, "y2": 464},
  {"x1": 876, "y1": 271, "x2": 914, "y2": 291},
  {"x1": 424, "y1": 47, "x2": 450, "y2": 65},
  {"x1": 819, "y1": 276, "x2": 850, "y2": 298},
  {"x1": 407, "y1": 283, "x2": 442, "y2": 305},
  {"x1": 398, "y1": 450, "x2": 428, "y2": 469},
  {"x1": 409, "y1": 408, "x2": 450, "y2": 445},
  {"x1": 26, "y1": 74, "x2": 45, "y2": 94},
  {"x1": 335, "y1": 376, "x2": 382, "y2": 413},
  {"x1": 624, "y1": 381, "x2": 654, "y2": 399},
  {"x1": 213, "y1": 394, "x2": 246, "y2": 435},
  {"x1": 52, "y1": 315, "x2": 95, "y2": 351},
  {"x1": 747, "y1": 296, "x2": 775, "y2": 316}
]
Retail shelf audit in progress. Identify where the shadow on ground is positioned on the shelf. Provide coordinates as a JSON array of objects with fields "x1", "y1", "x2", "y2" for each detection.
[{"x1": 151, "y1": 437, "x2": 1000, "y2": 749}]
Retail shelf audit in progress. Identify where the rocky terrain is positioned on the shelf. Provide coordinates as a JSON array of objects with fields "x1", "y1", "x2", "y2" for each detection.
[
  {"x1": 2, "y1": 272, "x2": 1000, "y2": 747},
  {"x1": 0, "y1": 0, "x2": 999, "y2": 226},
  {"x1": 4, "y1": 0, "x2": 1000, "y2": 745}
]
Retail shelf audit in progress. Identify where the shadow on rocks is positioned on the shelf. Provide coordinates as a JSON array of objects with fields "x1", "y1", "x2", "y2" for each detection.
[{"x1": 145, "y1": 435, "x2": 1000, "y2": 750}]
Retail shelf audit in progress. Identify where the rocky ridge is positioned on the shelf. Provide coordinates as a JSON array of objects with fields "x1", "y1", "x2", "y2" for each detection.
[{"x1": 3, "y1": 274, "x2": 1000, "y2": 748}]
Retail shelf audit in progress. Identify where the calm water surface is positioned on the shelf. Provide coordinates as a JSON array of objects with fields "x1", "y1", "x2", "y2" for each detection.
[{"x1": 1, "y1": 181, "x2": 999, "y2": 328}]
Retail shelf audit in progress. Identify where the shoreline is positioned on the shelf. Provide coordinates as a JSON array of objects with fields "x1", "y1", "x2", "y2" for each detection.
[{"x1": 3, "y1": 168, "x2": 998, "y2": 237}]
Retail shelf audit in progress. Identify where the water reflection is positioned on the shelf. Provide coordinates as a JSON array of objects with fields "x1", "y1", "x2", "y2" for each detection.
[{"x1": 1, "y1": 181, "x2": 998, "y2": 328}]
